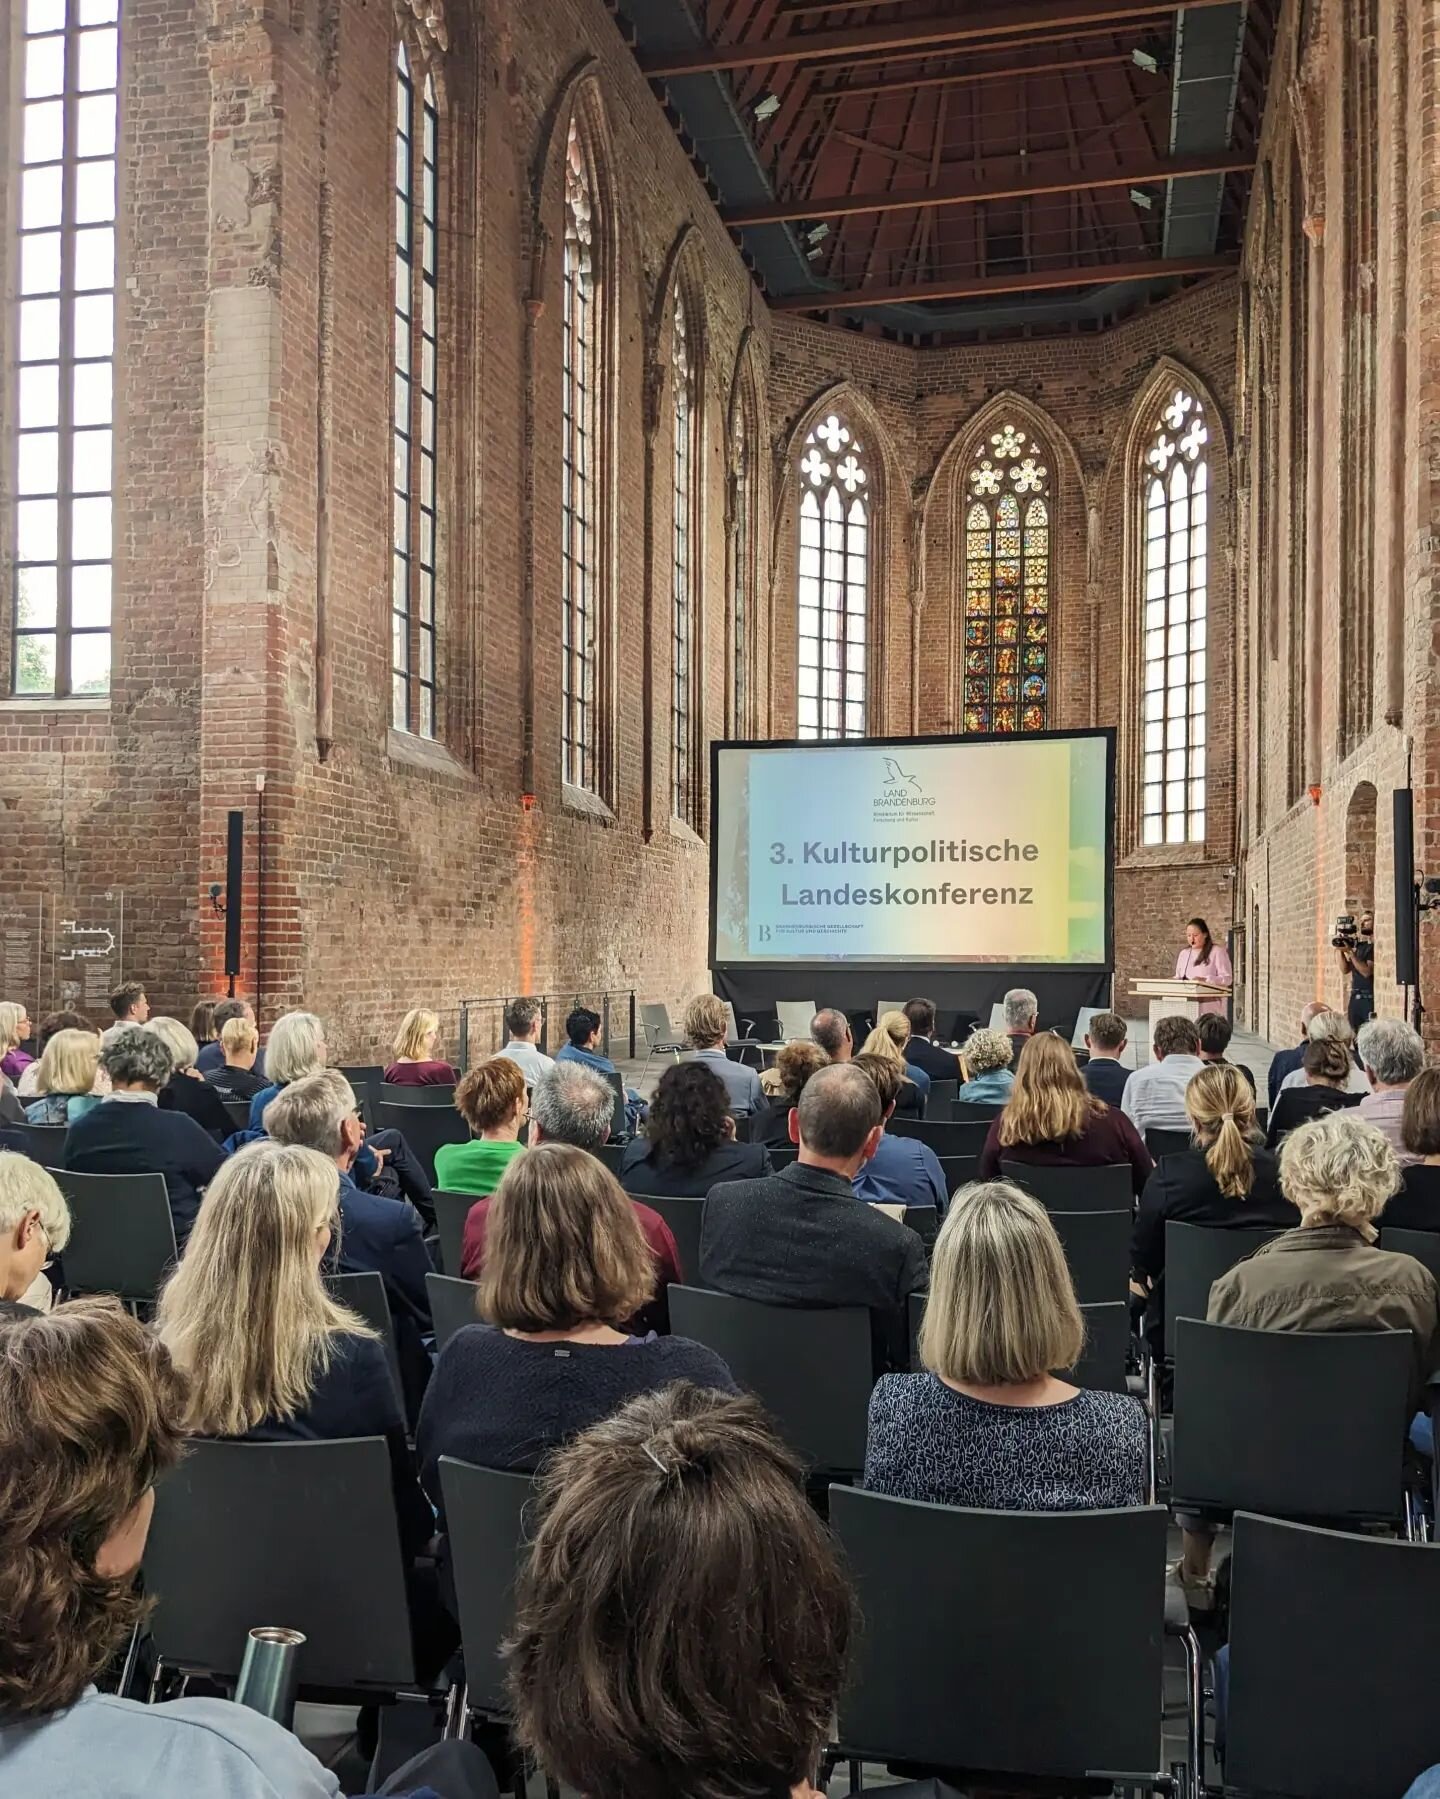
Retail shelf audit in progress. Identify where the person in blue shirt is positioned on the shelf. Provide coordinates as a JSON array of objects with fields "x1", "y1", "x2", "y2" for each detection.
[
  {"x1": 555, "y1": 1007, "x2": 643, "y2": 1134},
  {"x1": 851, "y1": 1053, "x2": 948, "y2": 1215},
  {"x1": 957, "y1": 1028, "x2": 1016, "y2": 1107}
]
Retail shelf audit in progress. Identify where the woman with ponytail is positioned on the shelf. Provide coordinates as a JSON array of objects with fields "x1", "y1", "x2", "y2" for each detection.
[{"x1": 1131, "y1": 1064, "x2": 1299, "y2": 1356}]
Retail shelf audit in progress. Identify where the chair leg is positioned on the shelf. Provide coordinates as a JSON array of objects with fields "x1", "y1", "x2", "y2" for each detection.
[
  {"x1": 1177, "y1": 1623, "x2": 1204, "y2": 1799},
  {"x1": 442, "y1": 1680, "x2": 469, "y2": 1741},
  {"x1": 146, "y1": 1658, "x2": 166, "y2": 1705},
  {"x1": 848, "y1": 1756, "x2": 863, "y2": 1793},
  {"x1": 115, "y1": 1621, "x2": 143, "y2": 1701}
]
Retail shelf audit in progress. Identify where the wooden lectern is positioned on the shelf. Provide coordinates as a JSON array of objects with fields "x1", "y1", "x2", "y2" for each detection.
[{"x1": 1131, "y1": 979, "x2": 1231, "y2": 1047}]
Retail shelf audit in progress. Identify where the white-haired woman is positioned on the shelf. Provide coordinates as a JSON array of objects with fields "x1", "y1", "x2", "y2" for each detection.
[
  {"x1": 956, "y1": 1028, "x2": 1015, "y2": 1106},
  {"x1": 23, "y1": 1029, "x2": 104, "y2": 1126},
  {"x1": 0, "y1": 1152, "x2": 71, "y2": 1315},
  {"x1": 863, "y1": 1180, "x2": 1147, "y2": 1510},
  {"x1": 0, "y1": 1002, "x2": 34, "y2": 1086},
  {"x1": 147, "y1": 1017, "x2": 234, "y2": 1144}
]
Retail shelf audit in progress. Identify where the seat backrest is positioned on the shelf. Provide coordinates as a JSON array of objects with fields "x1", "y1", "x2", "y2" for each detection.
[
  {"x1": 935, "y1": 1153, "x2": 978, "y2": 1197},
  {"x1": 769, "y1": 1146, "x2": 799, "y2": 1169},
  {"x1": 589, "y1": 1141, "x2": 625, "y2": 1174},
  {"x1": 951, "y1": 1099, "x2": 1003, "y2": 1122},
  {"x1": 1379, "y1": 1226, "x2": 1440, "y2": 1287},
  {"x1": 53, "y1": 1168, "x2": 176, "y2": 1304},
  {"x1": 145, "y1": 1438, "x2": 414, "y2": 1691},
  {"x1": 986, "y1": 1002, "x2": 1007, "y2": 1032},
  {"x1": 667, "y1": 1285, "x2": 872, "y2": 1471},
  {"x1": 909, "y1": 1292, "x2": 1127, "y2": 1392},
  {"x1": 220, "y1": 1098, "x2": 251, "y2": 1131},
  {"x1": 889, "y1": 1116, "x2": 991, "y2": 1158},
  {"x1": 722, "y1": 1000, "x2": 743, "y2": 1043},
  {"x1": 323, "y1": 1271, "x2": 403, "y2": 1408},
  {"x1": 427, "y1": 1271, "x2": 481, "y2": 1353},
  {"x1": 1000, "y1": 1159, "x2": 1133, "y2": 1213},
  {"x1": 1227, "y1": 1511, "x2": 1440, "y2": 1799},
  {"x1": 1044, "y1": 1208, "x2": 1131, "y2": 1305},
  {"x1": 438, "y1": 1458, "x2": 535, "y2": 1718},
  {"x1": 378, "y1": 1082, "x2": 456, "y2": 1107},
  {"x1": 902, "y1": 1204, "x2": 938, "y2": 1254},
  {"x1": 1163, "y1": 1220, "x2": 1286, "y2": 1358},
  {"x1": 432, "y1": 1188, "x2": 476, "y2": 1279},
  {"x1": 639, "y1": 1193, "x2": 704, "y2": 1284},
  {"x1": 601, "y1": 1069, "x2": 627, "y2": 1140},
  {"x1": 1171, "y1": 1320, "x2": 1412, "y2": 1524},
  {"x1": 373, "y1": 1100, "x2": 469, "y2": 1187},
  {"x1": 1145, "y1": 1127, "x2": 1191, "y2": 1159},
  {"x1": 774, "y1": 1000, "x2": 816, "y2": 1042},
  {"x1": 641, "y1": 1003, "x2": 677, "y2": 1046},
  {"x1": 15, "y1": 1121, "x2": 66, "y2": 1164},
  {"x1": 336, "y1": 1065, "x2": 384, "y2": 1112},
  {"x1": 923, "y1": 1078, "x2": 957, "y2": 1117},
  {"x1": 829, "y1": 1488, "x2": 1166, "y2": 1781}
]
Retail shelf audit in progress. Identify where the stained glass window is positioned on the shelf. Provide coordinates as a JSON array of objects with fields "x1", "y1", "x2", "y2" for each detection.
[
  {"x1": 1140, "y1": 387, "x2": 1209, "y2": 846},
  {"x1": 391, "y1": 42, "x2": 439, "y2": 738},
  {"x1": 671, "y1": 291, "x2": 697, "y2": 822},
  {"x1": 962, "y1": 424, "x2": 1050, "y2": 734},
  {"x1": 562, "y1": 117, "x2": 599, "y2": 791},
  {"x1": 11, "y1": 0, "x2": 121, "y2": 698},
  {"x1": 797, "y1": 412, "x2": 868, "y2": 740}
]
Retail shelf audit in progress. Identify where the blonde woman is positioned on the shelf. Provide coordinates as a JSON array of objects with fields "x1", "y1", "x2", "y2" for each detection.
[
  {"x1": 147, "y1": 1016, "x2": 233, "y2": 1143},
  {"x1": 23, "y1": 1029, "x2": 104, "y2": 1126},
  {"x1": 978, "y1": 1029, "x2": 1152, "y2": 1194},
  {"x1": 0, "y1": 1152, "x2": 71, "y2": 1313},
  {"x1": 0, "y1": 1001, "x2": 34, "y2": 1084},
  {"x1": 863, "y1": 1180, "x2": 1147, "y2": 1509},
  {"x1": 1131, "y1": 1064, "x2": 1299, "y2": 1355},
  {"x1": 956, "y1": 1028, "x2": 1015, "y2": 1106},
  {"x1": 245, "y1": 1010, "x2": 326, "y2": 1128},
  {"x1": 858, "y1": 1011, "x2": 927, "y2": 1116},
  {"x1": 157, "y1": 1138, "x2": 429, "y2": 1553},
  {"x1": 384, "y1": 1007, "x2": 455, "y2": 1087}
]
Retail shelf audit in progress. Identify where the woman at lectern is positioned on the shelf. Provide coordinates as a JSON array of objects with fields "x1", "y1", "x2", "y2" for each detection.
[{"x1": 1174, "y1": 917, "x2": 1232, "y2": 1015}]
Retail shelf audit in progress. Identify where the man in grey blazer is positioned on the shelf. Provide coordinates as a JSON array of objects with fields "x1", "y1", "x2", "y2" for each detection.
[{"x1": 681, "y1": 993, "x2": 765, "y2": 1118}]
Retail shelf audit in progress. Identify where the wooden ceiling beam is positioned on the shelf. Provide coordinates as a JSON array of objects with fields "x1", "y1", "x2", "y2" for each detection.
[
  {"x1": 768, "y1": 253, "x2": 1236, "y2": 312},
  {"x1": 637, "y1": 0, "x2": 1236, "y2": 78},
  {"x1": 805, "y1": 51, "x2": 1143, "y2": 107},
  {"x1": 722, "y1": 150, "x2": 1255, "y2": 227}
]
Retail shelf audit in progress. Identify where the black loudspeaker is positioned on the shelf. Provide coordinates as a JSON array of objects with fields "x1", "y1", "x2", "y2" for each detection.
[
  {"x1": 224, "y1": 809, "x2": 244, "y2": 981},
  {"x1": 1393, "y1": 788, "x2": 1418, "y2": 987}
]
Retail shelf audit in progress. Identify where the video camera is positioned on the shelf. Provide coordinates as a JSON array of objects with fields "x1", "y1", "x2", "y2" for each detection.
[{"x1": 1332, "y1": 913, "x2": 1373, "y2": 956}]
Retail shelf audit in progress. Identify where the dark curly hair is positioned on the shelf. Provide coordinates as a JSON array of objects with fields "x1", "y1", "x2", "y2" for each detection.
[
  {"x1": 644, "y1": 1061, "x2": 730, "y2": 1172},
  {"x1": 0, "y1": 1297, "x2": 189, "y2": 1719}
]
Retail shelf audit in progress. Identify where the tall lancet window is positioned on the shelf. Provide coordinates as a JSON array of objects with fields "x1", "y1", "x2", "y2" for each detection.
[
  {"x1": 962, "y1": 425, "x2": 1051, "y2": 733},
  {"x1": 796, "y1": 412, "x2": 868, "y2": 740}
]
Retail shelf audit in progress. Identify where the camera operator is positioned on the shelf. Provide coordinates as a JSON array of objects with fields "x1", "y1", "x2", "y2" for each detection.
[{"x1": 1335, "y1": 909, "x2": 1375, "y2": 1034}]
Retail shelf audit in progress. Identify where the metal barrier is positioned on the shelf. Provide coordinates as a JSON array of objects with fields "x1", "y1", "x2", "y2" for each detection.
[{"x1": 457, "y1": 990, "x2": 636, "y2": 1069}]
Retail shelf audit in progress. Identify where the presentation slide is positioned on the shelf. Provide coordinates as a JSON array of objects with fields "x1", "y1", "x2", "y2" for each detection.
[{"x1": 711, "y1": 732, "x2": 1111, "y2": 968}]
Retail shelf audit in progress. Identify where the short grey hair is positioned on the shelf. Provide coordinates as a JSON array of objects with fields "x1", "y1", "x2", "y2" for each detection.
[
  {"x1": 265, "y1": 1010, "x2": 326, "y2": 1085},
  {"x1": 810, "y1": 1008, "x2": 850, "y2": 1056},
  {"x1": 1357, "y1": 1017, "x2": 1425, "y2": 1087},
  {"x1": 0, "y1": 1151, "x2": 71, "y2": 1251},
  {"x1": 1278, "y1": 1110, "x2": 1400, "y2": 1242},
  {"x1": 263, "y1": 1069, "x2": 356, "y2": 1156},
  {"x1": 146, "y1": 1016, "x2": 199, "y2": 1072},
  {"x1": 964, "y1": 1028, "x2": 1013, "y2": 1077},
  {"x1": 531, "y1": 1062, "x2": 613, "y2": 1150},
  {"x1": 100, "y1": 1025, "x2": 174, "y2": 1091},
  {"x1": 1003, "y1": 988, "x2": 1038, "y2": 1031}
]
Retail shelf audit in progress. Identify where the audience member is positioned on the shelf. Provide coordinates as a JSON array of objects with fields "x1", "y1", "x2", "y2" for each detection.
[
  {"x1": 1276, "y1": 1008, "x2": 1369, "y2": 1097},
  {"x1": 1266, "y1": 999, "x2": 1330, "y2": 1109},
  {"x1": 0, "y1": 1001, "x2": 34, "y2": 1083},
  {"x1": 65, "y1": 1028, "x2": 224, "y2": 1244},
  {"x1": 979, "y1": 1031, "x2": 1152, "y2": 1194},
  {"x1": 434, "y1": 1056, "x2": 527, "y2": 1195},
  {"x1": 1388, "y1": 1068, "x2": 1440, "y2": 1231},
  {"x1": 1121, "y1": 1015, "x2": 1206, "y2": 1137},
  {"x1": 1131, "y1": 1065, "x2": 1297, "y2": 1357},
  {"x1": 506, "y1": 1384, "x2": 852, "y2": 1799},
  {"x1": 148, "y1": 1016, "x2": 234, "y2": 1143},
  {"x1": 419, "y1": 1145, "x2": 735, "y2": 1487},
  {"x1": 901, "y1": 997, "x2": 962, "y2": 1082},
  {"x1": 23, "y1": 1028, "x2": 103, "y2": 1126},
  {"x1": 202, "y1": 1013, "x2": 267, "y2": 1102},
  {"x1": 1356, "y1": 1016, "x2": 1426, "y2": 1163},
  {"x1": 1003, "y1": 987, "x2": 1039, "y2": 1062},
  {"x1": 850, "y1": 1053, "x2": 947, "y2": 1214},
  {"x1": 0, "y1": 1297, "x2": 345, "y2": 1796},
  {"x1": 810, "y1": 1007, "x2": 853, "y2": 1062},
  {"x1": 0, "y1": 1154, "x2": 70, "y2": 1316},
  {"x1": 0, "y1": 1073, "x2": 24, "y2": 1127},
  {"x1": 496, "y1": 997, "x2": 556, "y2": 1091},
  {"x1": 188, "y1": 1000, "x2": 218, "y2": 1062},
  {"x1": 682, "y1": 994, "x2": 764, "y2": 1117},
  {"x1": 749, "y1": 1040, "x2": 828, "y2": 1150},
  {"x1": 858, "y1": 1011, "x2": 927, "y2": 1115},
  {"x1": 700, "y1": 1062, "x2": 928, "y2": 1372},
  {"x1": 618, "y1": 1061, "x2": 770, "y2": 1199},
  {"x1": 15, "y1": 1010, "x2": 94, "y2": 1097},
  {"x1": 194, "y1": 997, "x2": 263, "y2": 1077},
  {"x1": 384, "y1": 1007, "x2": 455, "y2": 1086},
  {"x1": 555, "y1": 1007, "x2": 614, "y2": 1074},
  {"x1": 157, "y1": 1139, "x2": 429, "y2": 1556},
  {"x1": 865, "y1": 1181, "x2": 1147, "y2": 1509},
  {"x1": 245, "y1": 1009, "x2": 328, "y2": 1127},
  {"x1": 956, "y1": 1027, "x2": 1014, "y2": 1106},
  {"x1": 1265, "y1": 1037, "x2": 1362, "y2": 1148},
  {"x1": 102, "y1": 982, "x2": 150, "y2": 1043},
  {"x1": 1081, "y1": 1011, "x2": 1132, "y2": 1106},
  {"x1": 1197, "y1": 1013, "x2": 1257, "y2": 1094}
]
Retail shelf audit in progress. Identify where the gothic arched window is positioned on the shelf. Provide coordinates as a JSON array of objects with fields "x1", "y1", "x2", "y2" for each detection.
[
  {"x1": 962, "y1": 425, "x2": 1051, "y2": 734},
  {"x1": 671, "y1": 290, "x2": 700, "y2": 822},
  {"x1": 796, "y1": 412, "x2": 868, "y2": 740},
  {"x1": 561, "y1": 115, "x2": 601, "y2": 792}
]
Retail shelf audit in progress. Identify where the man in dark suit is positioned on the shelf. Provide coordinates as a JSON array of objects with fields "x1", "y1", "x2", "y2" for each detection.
[
  {"x1": 64, "y1": 1027, "x2": 225, "y2": 1244},
  {"x1": 699, "y1": 1062, "x2": 928, "y2": 1372},
  {"x1": 1266, "y1": 1001, "x2": 1329, "y2": 1111},
  {"x1": 1082, "y1": 1010, "x2": 1132, "y2": 1107},
  {"x1": 901, "y1": 999, "x2": 962, "y2": 1084}
]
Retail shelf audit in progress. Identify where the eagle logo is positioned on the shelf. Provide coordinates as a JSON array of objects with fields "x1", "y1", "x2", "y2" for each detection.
[{"x1": 882, "y1": 757, "x2": 922, "y2": 792}]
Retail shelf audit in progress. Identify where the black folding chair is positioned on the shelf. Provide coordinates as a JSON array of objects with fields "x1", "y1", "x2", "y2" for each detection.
[
  {"x1": 336, "y1": 1065, "x2": 384, "y2": 1116},
  {"x1": 667, "y1": 1285, "x2": 872, "y2": 1473},
  {"x1": 936, "y1": 1153, "x2": 979, "y2": 1197},
  {"x1": 379, "y1": 1082, "x2": 457, "y2": 1107},
  {"x1": 902, "y1": 1203, "x2": 938, "y2": 1253},
  {"x1": 951, "y1": 1099, "x2": 1003, "y2": 1122},
  {"x1": 769, "y1": 1146, "x2": 799, "y2": 1169},
  {"x1": 1380, "y1": 1225, "x2": 1440, "y2": 1286},
  {"x1": 374, "y1": 1100, "x2": 468, "y2": 1187},
  {"x1": 602, "y1": 1070, "x2": 628, "y2": 1141},
  {"x1": 220, "y1": 1098, "x2": 251, "y2": 1132},
  {"x1": 1225, "y1": 1511, "x2": 1440, "y2": 1798},
  {"x1": 828, "y1": 1489, "x2": 1196, "y2": 1796},
  {"x1": 923, "y1": 1079, "x2": 958, "y2": 1118},
  {"x1": 145, "y1": 1438, "x2": 416, "y2": 1695},
  {"x1": 10, "y1": 1121, "x2": 66, "y2": 1164},
  {"x1": 426, "y1": 1271, "x2": 480, "y2": 1353},
  {"x1": 1145, "y1": 1128, "x2": 1191, "y2": 1159},
  {"x1": 589, "y1": 1141, "x2": 625, "y2": 1175},
  {"x1": 1163, "y1": 1221, "x2": 1286, "y2": 1359},
  {"x1": 640, "y1": 1193, "x2": 704, "y2": 1284},
  {"x1": 432, "y1": 1188, "x2": 477, "y2": 1279},
  {"x1": 1047, "y1": 1207, "x2": 1132, "y2": 1304},
  {"x1": 890, "y1": 1116, "x2": 991, "y2": 1158},
  {"x1": 324, "y1": 1271, "x2": 403, "y2": 1410},
  {"x1": 1000, "y1": 1159, "x2": 1134, "y2": 1213},
  {"x1": 1171, "y1": 1320, "x2": 1414, "y2": 1531},
  {"x1": 437, "y1": 1458, "x2": 534, "y2": 1728},
  {"x1": 53, "y1": 1168, "x2": 176, "y2": 1307},
  {"x1": 909, "y1": 1291, "x2": 1129, "y2": 1394}
]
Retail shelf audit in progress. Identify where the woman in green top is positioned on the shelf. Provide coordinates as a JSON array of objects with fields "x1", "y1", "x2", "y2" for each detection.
[{"x1": 433, "y1": 1055, "x2": 528, "y2": 1194}]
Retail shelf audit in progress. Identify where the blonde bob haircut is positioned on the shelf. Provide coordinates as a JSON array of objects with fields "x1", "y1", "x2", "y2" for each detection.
[
  {"x1": 0, "y1": 1002, "x2": 26, "y2": 1052},
  {"x1": 1278, "y1": 1110, "x2": 1401, "y2": 1244},
  {"x1": 33, "y1": 1028, "x2": 99, "y2": 1099},
  {"x1": 997, "y1": 1031, "x2": 1102, "y2": 1147},
  {"x1": 156, "y1": 1140, "x2": 370, "y2": 1437},
  {"x1": 920, "y1": 1180, "x2": 1083, "y2": 1385},
  {"x1": 146, "y1": 1016, "x2": 199, "y2": 1073},
  {"x1": 859, "y1": 1011, "x2": 911, "y2": 1067},
  {"x1": 393, "y1": 1008, "x2": 440, "y2": 1062},
  {"x1": 480, "y1": 1142, "x2": 654, "y2": 1332},
  {"x1": 0, "y1": 1151, "x2": 72, "y2": 1251},
  {"x1": 264, "y1": 1011, "x2": 326, "y2": 1085}
]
